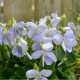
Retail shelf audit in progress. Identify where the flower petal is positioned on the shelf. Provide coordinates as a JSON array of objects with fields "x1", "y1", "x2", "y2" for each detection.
[
  {"x1": 50, "y1": 19, "x2": 60, "y2": 27},
  {"x1": 42, "y1": 37, "x2": 52, "y2": 43},
  {"x1": 66, "y1": 46, "x2": 72, "y2": 52},
  {"x1": 64, "y1": 30, "x2": 75, "y2": 39},
  {"x1": 26, "y1": 22, "x2": 37, "y2": 30},
  {"x1": 26, "y1": 69, "x2": 39, "y2": 78},
  {"x1": 44, "y1": 56, "x2": 53, "y2": 65},
  {"x1": 31, "y1": 50, "x2": 44, "y2": 59},
  {"x1": 32, "y1": 42, "x2": 40, "y2": 51},
  {"x1": 52, "y1": 34, "x2": 62, "y2": 45},
  {"x1": 66, "y1": 38, "x2": 77, "y2": 47},
  {"x1": 0, "y1": 31, "x2": 3, "y2": 44},
  {"x1": 42, "y1": 43, "x2": 53, "y2": 51},
  {"x1": 16, "y1": 21, "x2": 24, "y2": 28},
  {"x1": 47, "y1": 52, "x2": 57, "y2": 62},
  {"x1": 40, "y1": 70, "x2": 52, "y2": 77},
  {"x1": 34, "y1": 77, "x2": 48, "y2": 80},
  {"x1": 62, "y1": 41, "x2": 66, "y2": 52}
]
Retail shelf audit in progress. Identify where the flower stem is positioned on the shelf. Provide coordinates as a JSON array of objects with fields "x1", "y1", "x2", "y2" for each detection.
[{"x1": 53, "y1": 45, "x2": 58, "y2": 71}]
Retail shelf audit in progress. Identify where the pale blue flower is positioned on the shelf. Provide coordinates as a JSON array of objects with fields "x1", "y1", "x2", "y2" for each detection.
[
  {"x1": 26, "y1": 69, "x2": 52, "y2": 80},
  {"x1": 67, "y1": 22, "x2": 76, "y2": 30},
  {"x1": 39, "y1": 16, "x2": 50, "y2": 24},
  {"x1": 32, "y1": 37, "x2": 52, "y2": 51},
  {"x1": 12, "y1": 44, "x2": 28, "y2": 57},
  {"x1": 22, "y1": 28, "x2": 27, "y2": 36},
  {"x1": 0, "y1": 30, "x2": 14, "y2": 45},
  {"x1": 45, "y1": 28, "x2": 61, "y2": 37},
  {"x1": 52, "y1": 34, "x2": 62, "y2": 45},
  {"x1": 14, "y1": 21, "x2": 24, "y2": 28},
  {"x1": 31, "y1": 43, "x2": 57, "y2": 66},
  {"x1": 62, "y1": 30, "x2": 77, "y2": 52},
  {"x1": 44, "y1": 28, "x2": 62, "y2": 45},
  {"x1": 32, "y1": 42, "x2": 40, "y2": 51},
  {"x1": 26, "y1": 22, "x2": 37, "y2": 30},
  {"x1": 9, "y1": 26, "x2": 21, "y2": 37},
  {"x1": 28, "y1": 23, "x2": 47, "y2": 42},
  {"x1": 50, "y1": 12, "x2": 60, "y2": 27}
]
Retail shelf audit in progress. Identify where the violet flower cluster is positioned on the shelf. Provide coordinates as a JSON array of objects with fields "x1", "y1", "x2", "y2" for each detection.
[{"x1": 0, "y1": 12, "x2": 78, "y2": 80}]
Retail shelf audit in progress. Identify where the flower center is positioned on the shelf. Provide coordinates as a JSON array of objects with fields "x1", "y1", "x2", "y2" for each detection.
[
  {"x1": 4, "y1": 33, "x2": 8, "y2": 38},
  {"x1": 34, "y1": 29, "x2": 38, "y2": 35}
]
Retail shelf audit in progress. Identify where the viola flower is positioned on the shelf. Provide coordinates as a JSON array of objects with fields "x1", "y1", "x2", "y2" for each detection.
[
  {"x1": 39, "y1": 16, "x2": 50, "y2": 24},
  {"x1": 62, "y1": 30, "x2": 77, "y2": 52},
  {"x1": 22, "y1": 28, "x2": 27, "y2": 36},
  {"x1": 50, "y1": 12, "x2": 60, "y2": 27},
  {"x1": 27, "y1": 22, "x2": 47, "y2": 42},
  {"x1": 31, "y1": 43, "x2": 57, "y2": 66},
  {"x1": 32, "y1": 37, "x2": 52, "y2": 51},
  {"x1": 26, "y1": 69, "x2": 52, "y2": 80},
  {"x1": 12, "y1": 37, "x2": 28, "y2": 57},
  {"x1": 14, "y1": 21, "x2": 24, "y2": 28},
  {"x1": 9, "y1": 25, "x2": 21, "y2": 37},
  {"x1": 52, "y1": 34, "x2": 62, "y2": 45},
  {"x1": 12, "y1": 44, "x2": 25, "y2": 57},
  {"x1": 0, "y1": 30, "x2": 14, "y2": 45},
  {"x1": 67, "y1": 22, "x2": 76, "y2": 30},
  {"x1": 44, "y1": 28, "x2": 62, "y2": 45}
]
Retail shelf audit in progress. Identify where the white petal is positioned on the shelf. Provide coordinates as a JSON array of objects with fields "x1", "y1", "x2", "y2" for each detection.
[
  {"x1": 40, "y1": 70, "x2": 52, "y2": 77},
  {"x1": 64, "y1": 30, "x2": 75, "y2": 39},
  {"x1": 34, "y1": 77, "x2": 48, "y2": 80},
  {"x1": 20, "y1": 38, "x2": 27, "y2": 45},
  {"x1": 42, "y1": 43, "x2": 53, "y2": 51},
  {"x1": 57, "y1": 62, "x2": 63, "y2": 66},
  {"x1": 62, "y1": 41, "x2": 66, "y2": 52},
  {"x1": 67, "y1": 22, "x2": 76, "y2": 30},
  {"x1": 31, "y1": 50, "x2": 44, "y2": 59},
  {"x1": 32, "y1": 33, "x2": 44, "y2": 42},
  {"x1": 32, "y1": 42, "x2": 40, "y2": 51},
  {"x1": 44, "y1": 56, "x2": 53, "y2": 65},
  {"x1": 22, "y1": 28, "x2": 27, "y2": 36},
  {"x1": 26, "y1": 53, "x2": 32, "y2": 60},
  {"x1": 47, "y1": 52, "x2": 57, "y2": 62},
  {"x1": 52, "y1": 34, "x2": 62, "y2": 45},
  {"x1": 28, "y1": 30, "x2": 35, "y2": 38},
  {"x1": 0, "y1": 31, "x2": 3, "y2": 44},
  {"x1": 42, "y1": 37, "x2": 52, "y2": 44},
  {"x1": 66, "y1": 38, "x2": 77, "y2": 47},
  {"x1": 66, "y1": 46, "x2": 72, "y2": 52},
  {"x1": 63, "y1": 27, "x2": 71, "y2": 31},
  {"x1": 50, "y1": 19, "x2": 59, "y2": 27},
  {"x1": 26, "y1": 69, "x2": 39, "y2": 78},
  {"x1": 37, "y1": 23, "x2": 47, "y2": 32},
  {"x1": 26, "y1": 22, "x2": 37, "y2": 30},
  {"x1": 17, "y1": 21, "x2": 24, "y2": 28}
]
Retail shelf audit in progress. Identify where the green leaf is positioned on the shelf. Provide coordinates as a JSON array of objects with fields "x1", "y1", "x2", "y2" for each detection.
[
  {"x1": 49, "y1": 73, "x2": 59, "y2": 80},
  {"x1": 57, "y1": 47, "x2": 66, "y2": 60},
  {"x1": 57, "y1": 67, "x2": 63, "y2": 74},
  {"x1": 9, "y1": 75, "x2": 17, "y2": 80},
  {"x1": 65, "y1": 71, "x2": 77, "y2": 80},
  {"x1": 65, "y1": 52, "x2": 76, "y2": 66},
  {"x1": 15, "y1": 67, "x2": 26, "y2": 79},
  {"x1": 3, "y1": 68, "x2": 14, "y2": 79},
  {"x1": 52, "y1": 47, "x2": 66, "y2": 61},
  {"x1": 0, "y1": 70, "x2": 4, "y2": 79}
]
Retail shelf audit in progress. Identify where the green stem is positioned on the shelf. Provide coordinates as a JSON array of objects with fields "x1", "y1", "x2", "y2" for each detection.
[
  {"x1": 64, "y1": 17, "x2": 66, "y2": 27},
  {"x1": 53, "y1": 45, "x2": 58, "y2": 71},
  {"x1": 56, "y1": 45, "x2": 58, "y2": 59},
  {"x1": 64, "y1": 64, "x2": 78, "y2": 73},
  {"x1": 76, "y1": 21, "x2": 78, "y2": 36}
]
